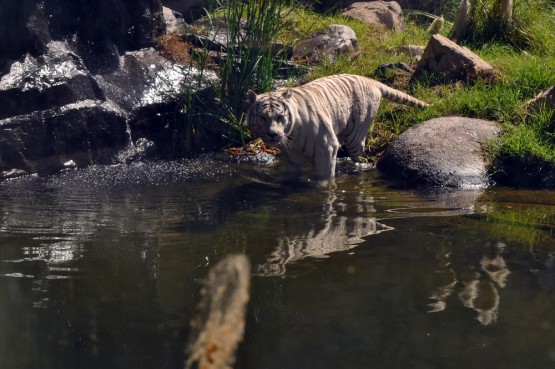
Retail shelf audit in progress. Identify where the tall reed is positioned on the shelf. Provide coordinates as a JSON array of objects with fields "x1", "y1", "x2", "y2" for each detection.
[{"x1": 220, "y1": 0, "x2": 292, "y2": 122}]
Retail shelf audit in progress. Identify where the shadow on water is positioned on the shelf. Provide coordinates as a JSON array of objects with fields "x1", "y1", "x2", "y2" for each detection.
[{"x1": 0, "y1": 158, "x2": 555, "y2": 369}]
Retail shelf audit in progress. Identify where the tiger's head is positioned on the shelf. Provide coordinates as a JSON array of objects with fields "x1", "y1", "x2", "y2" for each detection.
[{"x1": 246, "y1": 89, "x2": 293, "y2": 147}]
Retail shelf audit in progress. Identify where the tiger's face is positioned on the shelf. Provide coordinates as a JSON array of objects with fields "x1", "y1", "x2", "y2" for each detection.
[{"x1": 247, "y1": 89, "x2": 293, "y2": 147}]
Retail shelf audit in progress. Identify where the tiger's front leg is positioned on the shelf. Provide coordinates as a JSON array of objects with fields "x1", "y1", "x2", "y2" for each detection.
[
  {"x1": 281, "y1": 154, "x2": 303, "y2": 180},
  {"x1": 314, "y1": 134, "x2": 340, "y2": 179}
]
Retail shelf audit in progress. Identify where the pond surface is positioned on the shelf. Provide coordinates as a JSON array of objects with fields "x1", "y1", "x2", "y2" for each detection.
[{"x1": 1, "y1": 158, "x2": 554, "y2": 369}]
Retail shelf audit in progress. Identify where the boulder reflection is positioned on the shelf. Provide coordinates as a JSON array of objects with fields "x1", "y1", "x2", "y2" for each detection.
[
  {"x1": 429, "y1": 241, "x2": 510, "y2": 325},
  {"x1": 254, "y1": 188, "x2": 393, "y2": 276}
]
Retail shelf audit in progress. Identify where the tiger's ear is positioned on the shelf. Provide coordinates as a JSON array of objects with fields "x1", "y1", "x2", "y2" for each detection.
[
  {"x1": 280, "y1": 89, "x2": 292, "y2": 100},
  {"x1": 247, "y1": 90, "x2": 257, "y2": 104}
]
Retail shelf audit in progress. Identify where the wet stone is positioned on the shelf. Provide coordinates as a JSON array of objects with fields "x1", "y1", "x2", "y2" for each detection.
[
  {"x1": 0, "y1": 100, "x2": 128, "y2": 173},
  {"x1": 378, "y1": 116, "x2": 501, "y2": 188},
  {"x1": 0, "y1": 41, "x2": 104, "y2": 120}
]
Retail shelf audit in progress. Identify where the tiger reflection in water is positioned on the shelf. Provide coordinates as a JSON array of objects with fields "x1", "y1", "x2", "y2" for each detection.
[
  {"x1": 253, "y1": 184, "x2": 392, "y2": 276},
  {"x1": 429, "y1": 241, "x2": 510, "y2": 325}
]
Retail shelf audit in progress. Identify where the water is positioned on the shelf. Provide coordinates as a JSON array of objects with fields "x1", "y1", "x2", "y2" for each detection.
[{"x1": 0, "y1": 158, "x2": 554, "y2": 369}]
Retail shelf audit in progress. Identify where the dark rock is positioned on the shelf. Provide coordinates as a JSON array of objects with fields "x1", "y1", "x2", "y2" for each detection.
[
  {"x1": 0, "y1": 41, "x2": 129, "y2": 174},
  {"x1": 0, "y1": 42, "x2": 104, "y2": 120},
  {"x1": 0, "y1": 1, "x2": 51, "y2": 74},
  {"x1": 95, "y1": 47, "x2": 222, "y2": 158},
  {"x1": 0, "y1": 40, "x2": 220, "y2": 174},
  {"x1": 395, "y1": 45, "x2": 426, "y2": 60},
  {"x1": 0, "y1": 0, "x2": 164, "y2": 75},
  {"x1": 293, "y1": 24, "x2": 360, "y2": 64},
  {"x1": 378, "y1": 116, "x2": 501, "y2": 188},
  {"x1": 526, "y1": 86, "x2": 555, "y2": 114},
  {"x1": 162, "y1": 0, "x2": 213, "y2": 22},
  {"x1": 372, "y1": 62, "x2": 414, "y2": 83},
  {"x1": 0, "y1": 100, "x2": 129, "y2": 174},
  {"x1": 186, "y1": 17, "x2": 248, "y2": 52},
  {"x1": 116, "y1": 138, "x2": 157, "y2": 164},
  {"x1": 180, "y1": 17, "x2": 305, "y2": 80}
]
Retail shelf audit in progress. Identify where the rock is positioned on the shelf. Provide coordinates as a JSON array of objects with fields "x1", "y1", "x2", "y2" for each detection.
[
  {"x1": 95, "y1": 47, "x2": 198, "y2": 113},
  {"x1": 371, "y1": 62, "x2": 414, "y2": 85},
  {"x1": 377, "y1": 117, "x2": 501, "y2": 188},
  {"x1": 184, "y1": 17, "x2": 249, "y2": 53},
  {"x1": 0, "y1": 1, "x2": 52, "y2": 75},
  {"x1": 0, "y1": 100, "x2": 129, "y2": 174},
  {"x1": 0, "y1": 38, "x2": 220, "y2": 174},
  {"x1": 293, "y1": 24, "x2": 360, "y2": 64},
  {"x1": 98, "y1": 47, "x2": 222, "y2": 158},
  {"x1": 341, "y1": 1, "x2": 404, "y2": 33},
  {"x1": 396, "y1": 45, "x2": 426, "y2": 60},
  {"x1": 413, "y1": 34, "x2": 499, "y2": 84},
  {"x1": 0, "y1": 41, "x2": 104, "y2": 120},
  {"x1": 162, "y1": 6, "x2": 187, "y2": 35},
  {"x1": 180, "y1": 17, "x2": 304, "y2": 79},
  {"x1": 115, "y1": 138, "x2": 157, "y2": 164},
  {"x1": 526, "y1": 86, "x2": 555, "y2": 113},
  {"x1": 0, "y1": 0, "x2": 165, "y2": 75},
  {"x1": 162, "y1": 0, "x2": 212, "y2": 22},
  {"x1": 0, "y1": 41, "x2": 129, "y2": 174}
]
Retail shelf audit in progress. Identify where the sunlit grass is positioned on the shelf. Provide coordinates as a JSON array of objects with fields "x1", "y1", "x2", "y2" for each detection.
[
  {"x1": 277, "y1": 3, "x2": 554, "y2": 165},
  {"x1": 465, "y1": 200, "x2": 555, "y2": 245},
  {"x1": 168, "y1": 0, "x2": 555, "y2": 170}
]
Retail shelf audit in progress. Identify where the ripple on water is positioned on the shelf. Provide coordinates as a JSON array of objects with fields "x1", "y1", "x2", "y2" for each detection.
[{"x1": 0, "y1": 158, "x2": 245, "y2": 283}]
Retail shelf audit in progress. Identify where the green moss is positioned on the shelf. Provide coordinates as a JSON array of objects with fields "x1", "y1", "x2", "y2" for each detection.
[
  {"x1": 181, "y1": 0, "x2": 555, "y2": 176},
  {"x1": 290, "y1": 2, "x2": 554, "y2": 179}
]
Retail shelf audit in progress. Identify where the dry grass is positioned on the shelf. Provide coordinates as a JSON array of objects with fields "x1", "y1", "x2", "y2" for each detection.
[{"x1": 156, "y1": 34, "x2": 192, "y2": 64}]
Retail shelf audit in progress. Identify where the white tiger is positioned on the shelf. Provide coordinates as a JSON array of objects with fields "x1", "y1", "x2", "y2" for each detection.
[{"x1": 246, "y1": 74, "x2": 429, "y2": 180}]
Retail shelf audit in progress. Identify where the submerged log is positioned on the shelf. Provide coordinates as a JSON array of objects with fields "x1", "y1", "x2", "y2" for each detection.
[{"x1": 185, "y1": 254, "x2": 251, "y2": 369}]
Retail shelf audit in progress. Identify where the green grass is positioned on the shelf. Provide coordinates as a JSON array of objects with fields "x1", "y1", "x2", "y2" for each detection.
[
  {"x1": 175, "y1": 0, "x2": 555, "y2": 182},
  {"x1": 464, "y1": 202, "x2": 555, "y2": 245},
  {"x1": 275, "y1": 1, "x2": 555, "y2": 180}
]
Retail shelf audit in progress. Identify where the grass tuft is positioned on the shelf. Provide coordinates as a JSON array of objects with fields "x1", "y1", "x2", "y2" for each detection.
[{"x1": 162, "y1": 0, "x2": 554, "y2": 177}]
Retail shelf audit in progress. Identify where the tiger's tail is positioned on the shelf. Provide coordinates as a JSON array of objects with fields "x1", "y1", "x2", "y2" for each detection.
[{"x1": 377, "y1": 83, "x2": 430, "y2": 107}]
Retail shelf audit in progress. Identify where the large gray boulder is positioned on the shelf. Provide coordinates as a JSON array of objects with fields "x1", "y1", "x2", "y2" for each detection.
[
  {"x1": 293, "y1": 24, "x2": 360, "y2": 64},
  {"x1": 341, "y1": 1, "x2": 404, "y2": 33},
  {"x1": 377, "y1": 117, "x2": 501, "y2": 188}
]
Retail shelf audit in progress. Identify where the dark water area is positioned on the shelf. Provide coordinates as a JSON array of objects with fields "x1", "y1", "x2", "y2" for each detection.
[{"x1": 1, "y1": 158, "x2": 554, "y2": 369}]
